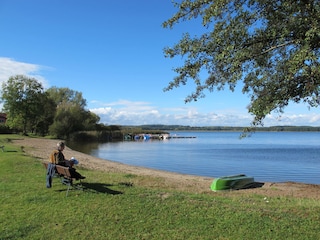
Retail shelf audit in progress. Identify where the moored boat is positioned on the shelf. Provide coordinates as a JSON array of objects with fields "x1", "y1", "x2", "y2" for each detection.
[{"x1": 210, "y1": 174, "x2": 254, "y2": 191}]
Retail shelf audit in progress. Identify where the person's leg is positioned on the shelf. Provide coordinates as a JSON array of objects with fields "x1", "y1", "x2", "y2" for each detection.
[
  {"x1": 69, "y1": 168, "x2": 85, "y2": 180},
  {"x1": 46, "y1": 163, "x2": 56, "y2": 188}
]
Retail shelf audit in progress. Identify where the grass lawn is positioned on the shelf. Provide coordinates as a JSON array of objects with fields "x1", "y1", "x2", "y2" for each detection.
[{"x1": 1, "y1": 135, "x2": 320, "y2": 239}]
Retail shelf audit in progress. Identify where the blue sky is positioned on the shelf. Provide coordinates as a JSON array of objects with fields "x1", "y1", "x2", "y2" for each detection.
[{"x1": 0, "y1": 0, "x2": 319, "y2": 127}]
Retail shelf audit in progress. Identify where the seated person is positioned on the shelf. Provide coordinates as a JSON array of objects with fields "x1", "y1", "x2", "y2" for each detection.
[{"x1": 50, "y1": 141, "x2": 85, "y2": 180}]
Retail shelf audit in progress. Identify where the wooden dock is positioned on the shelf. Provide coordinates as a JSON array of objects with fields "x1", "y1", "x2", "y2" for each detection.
[{"x1": 123, "y1": 133, "x2": 196, "y2": 141}]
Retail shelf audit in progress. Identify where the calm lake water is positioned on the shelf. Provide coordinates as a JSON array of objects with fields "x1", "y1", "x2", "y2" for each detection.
[{"x1": 68, "y1": 131, "x2": 320, "y2": 184}]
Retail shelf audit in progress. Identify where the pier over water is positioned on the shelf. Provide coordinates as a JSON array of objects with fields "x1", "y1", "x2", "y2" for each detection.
[{"x1": 123, "y1": 133, "x2": 196, "y2": 141}]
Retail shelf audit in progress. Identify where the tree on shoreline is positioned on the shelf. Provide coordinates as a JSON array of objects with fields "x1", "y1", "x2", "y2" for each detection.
[
  {"x1": 1, "y1": 75, "x2": 100, "y2": 137},
  {"x1": 1, "y1": 75, "x2": 52, "y2": 135},
  {"x1": 47, "y1": 87, "x2": 100, "y2": 138},
  {"x1": 163, "y1": 0, "x2": 320, "y2": 130}
]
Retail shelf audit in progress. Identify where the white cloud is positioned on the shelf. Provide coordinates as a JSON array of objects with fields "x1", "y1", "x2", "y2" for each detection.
[
  {"x1": 261, "y1": 113, "x2": 320, "y2": 126},
  {"x1": 90, "y1": 99, "x2": 320, "y2": 127},
  {"x1": 309, "y1": 114, "x2": 320, "y2": 123},
  {"x1": 90, "y1": 100, "x2": 162, "y2": 125},
  {"x1": 0, "y1": 57, "x2": 49, "y2": 87},
  {"x1": 90, "y1": 99, "x2": 249, "y2": 126}
]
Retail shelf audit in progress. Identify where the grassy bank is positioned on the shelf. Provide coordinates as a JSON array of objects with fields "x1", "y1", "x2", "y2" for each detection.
[{"x1": 1, "y1": 135, "x2": 320, "y2": 239}]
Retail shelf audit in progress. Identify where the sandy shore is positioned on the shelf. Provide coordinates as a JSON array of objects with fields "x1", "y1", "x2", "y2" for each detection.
[{"x1": 12, "y1": 137, "x2": 320, "y2": 199}]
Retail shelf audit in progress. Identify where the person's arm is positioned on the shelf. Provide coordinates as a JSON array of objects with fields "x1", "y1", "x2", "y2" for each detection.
[{"x1": 56, "y1": 151, "x2": 66, "y2": 166}]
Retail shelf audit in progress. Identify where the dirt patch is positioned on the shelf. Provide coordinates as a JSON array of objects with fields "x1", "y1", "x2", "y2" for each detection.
[{"x1": 11, "y1": 137, "x2": 320, "y2": 199}]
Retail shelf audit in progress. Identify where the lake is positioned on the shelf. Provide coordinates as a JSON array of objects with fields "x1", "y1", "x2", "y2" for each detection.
[{"x1": 68, "y1": 131, "x2": 320, "y2": 184}]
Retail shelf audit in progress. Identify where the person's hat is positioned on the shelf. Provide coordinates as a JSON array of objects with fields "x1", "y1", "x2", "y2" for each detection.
[{"x1": 70, "y1": 157, "x2": 79, "y2": 165}]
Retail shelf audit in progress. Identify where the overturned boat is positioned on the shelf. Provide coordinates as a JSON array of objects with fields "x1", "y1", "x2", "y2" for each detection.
[{"x1": 210, "y1": 174, "x2": 254, "y2": 191}]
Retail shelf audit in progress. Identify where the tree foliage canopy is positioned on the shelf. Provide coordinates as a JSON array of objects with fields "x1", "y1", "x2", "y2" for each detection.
[
  {"x1": 1, "y1": 75, "x2": 52, "y2": 134},
  {"x1": 46, "y1": 87, "x2": 87, "y2": 108},
  {"x1": 163, "y1": 0, "x2": 320, "y2": 127},
  {"x1": 46, "y1": 87, "x2": 99, "y2": 138},
  {"x1": 1, "y1": 75, "x2": 100, "y2": 137}
]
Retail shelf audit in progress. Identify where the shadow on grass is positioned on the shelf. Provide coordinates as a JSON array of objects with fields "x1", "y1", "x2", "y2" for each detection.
[
  {"x1": 0, "y1": 146, "x2": 18, "y2": 152},
  {"x1": 81, "y1": 182, "x2": 123, "y2": 195},
  {"x1": 54, "y1": 182, "x2": 123, "y2": 195},
  {"x1": 242, "y1": 181, "x2": 265, "y2": 190}
]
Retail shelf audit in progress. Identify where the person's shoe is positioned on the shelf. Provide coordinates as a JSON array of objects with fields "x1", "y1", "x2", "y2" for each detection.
[{"x1": 79, "y1": 176, "x2": 86, "y2": 179}]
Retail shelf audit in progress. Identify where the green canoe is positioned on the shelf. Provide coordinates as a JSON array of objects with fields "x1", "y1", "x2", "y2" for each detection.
[{"x1": 210, "y1": 174, "x2": 254, "y2": 191}]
